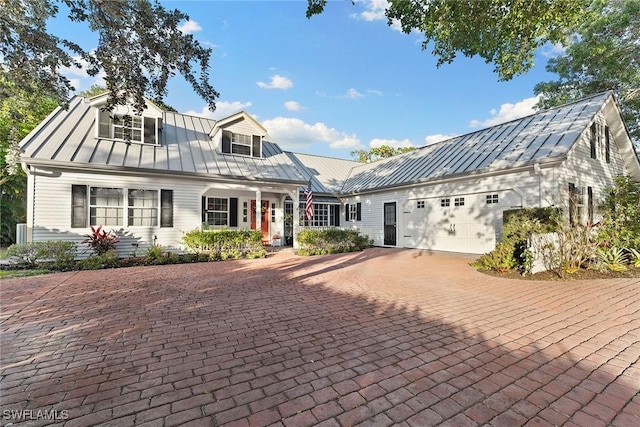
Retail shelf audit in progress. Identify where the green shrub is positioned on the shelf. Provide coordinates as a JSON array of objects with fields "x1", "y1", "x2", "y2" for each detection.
[
  {"x1": 472, "y1": 207, "x2": 561, "y2": 273},
  {"x1": 6, "y1": 242, "x2": 40, "y2": 267},
  {"x1": 38, "y1": 241, "x2": 77, "y2": 270},
  {"x1": 6, "y1": 240, "x2": 77, "y2": 269},
  {"x1": 182, "y1": 229, "x2": 265, "y2": 260},
  {"x1": 295, "y1": 229, "x2": 372, "y2": 256},
  {"x1": 598, "y1": 176, "x2": 640, "y2": 251},
  {"x1": 77, "y1": 251, "x2": 120, "y2": 270},
  {"x1": 597, "y1": 247, "x2": 629, "y2": 272}
]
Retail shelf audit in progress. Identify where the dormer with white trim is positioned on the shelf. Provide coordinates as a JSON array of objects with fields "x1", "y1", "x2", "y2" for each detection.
[
  {"x1": 89, "y1": 94, "x2": 164, "y2": 146},
  {"x1": 209, "y1": 111, "x2": 267, "y2": 158}
]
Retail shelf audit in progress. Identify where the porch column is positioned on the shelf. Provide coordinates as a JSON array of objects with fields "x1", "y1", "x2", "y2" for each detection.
[
  {"x1": 289, "y1": 189, "x2": 300, "y2": 249},
  {"x1": 255, "y1": 189, "x2": 262, "y2": 232}
]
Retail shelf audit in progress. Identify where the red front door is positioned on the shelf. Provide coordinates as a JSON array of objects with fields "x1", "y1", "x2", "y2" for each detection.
[{"x1": 250, "y1": 200, "x2": 270, "y2": 242}]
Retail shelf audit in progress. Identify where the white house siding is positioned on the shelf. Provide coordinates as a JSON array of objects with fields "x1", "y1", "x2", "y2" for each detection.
[
  {"x1": 344, "y1": 170, "x2": 545, "y2": 254},
  {"x1": 551, "y1": 109, "x2": 632, "y2": 222},
  {"x1": 30, "y1": 167, "x2": 203, "y2": 258}
]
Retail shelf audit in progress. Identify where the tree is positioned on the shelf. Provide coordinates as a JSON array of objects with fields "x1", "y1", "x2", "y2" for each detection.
[
  {"x1": 306, "y1": 0, "x2": 586, "y2": 81},
  {"x1": 1, "y1": 0, "x2": 218, "y2": 114},
  {"x1": 0, "y1": 79, "x2": 58, "y2": 244},
  {"x1": 534, "y1": 0, "x2": 640, "y2": 144},
  {"x1": 351, "y1": 145, "x2": 415, "y2": 163}
]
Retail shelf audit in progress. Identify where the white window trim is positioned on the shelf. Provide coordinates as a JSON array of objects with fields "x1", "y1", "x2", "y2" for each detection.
[
  {"x1": 88, "y1": 187, "x2": 163, "y2": 227},
  {"x1": 95, "y1": 110, "x2": 162, "y2": 146},
  {"x1": 349, "y1": 204, "x2": 359, "y2": 221},
  {"x1": 206, "y1": 197, "x2": 230, "y2": 227}
]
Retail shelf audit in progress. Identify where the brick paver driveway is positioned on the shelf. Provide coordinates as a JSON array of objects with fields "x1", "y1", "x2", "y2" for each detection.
[{"x1": 1, "y1": 248, "x2": 639, "y2": 426}]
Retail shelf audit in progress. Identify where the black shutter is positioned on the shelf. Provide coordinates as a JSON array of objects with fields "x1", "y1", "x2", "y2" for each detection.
[
  {"x1": 229, "y1": 198, "x2": 238, "y2": 227},
  {"x1": 587, "y1": 187, "x2": 593, "y2": 225},
  {"x1": 160, "y1": 189, "x2": 173, "y2": 227},
  {"x1": 222, "y1": 130, "x2": 231, "y2": 153},
  {"x1": 605, "y1": 126, "x2": 611, "y2": 163},
  {"x1": 71, "y1": 185, "x2": 87, "y2": 228},
  {"x1": 333, "y1": 205, "x2": 340, "y2": 227},
  {"x1": 202, "y1": 196, "x2": 207, "y2": 224},
  {"x1": 345, "y1": 204, "x2": 350, "y2": 222},
  {"x1": 590, "y1": 123, "x2": 597, "y2": 159},
  {"x1": 568, "y1": 183, "x2": 576, "y2": 226},
  {"x1": 98, "y1": 110, "x2": 110, "y2": 138},
  {"x1": 356, "y1": 202, "x2": 362, "y2": 221},
  {"x1": 252, "y1": 135, "x2": 261, "y2": 158},
  {"x1": 144, "y1": 117, "x2": 156, "y2": 144}
]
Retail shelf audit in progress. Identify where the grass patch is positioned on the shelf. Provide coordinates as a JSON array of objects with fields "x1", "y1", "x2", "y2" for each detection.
[{"x1": 0, "y1": 269, "x2": 51, "y2": 278}]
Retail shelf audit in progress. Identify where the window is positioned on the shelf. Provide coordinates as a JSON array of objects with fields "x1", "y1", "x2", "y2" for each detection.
[
  {"x1": 221, "y1": 130, "x2": 262, "y2": 158},
  {"x1": 301, "y1": 203, "x2": 340, "y2": 227},
  {"x1": 90, "y1": 187, "x2": 123, "y2": 226},
  {"x1": 440, "y1": 198, "x2": 450, "y2": 207},
  {"x1": 569, "y1": 183, "x2": 584, "y2": 226},
  {"x1": 416, "y1": 201, "x2": 425, "y2": 209},
  {"x1": 486, "y1": 194, "x2": 499, "y2": 204},
  {"x1": 128, "y1": 189, "x2": 158, "y2": 226},
  {"x1": 345, "y1": 202, "x2": 361, "y2": 221},
  {"x1": 271, "y1": 203, "x2": 276, "y2": 223},
  {"x1": 72, "y1": 186, "x2": 172, "y2": 228},
  {"x1": 97, "y1": 110, "x2": 162, "y2": 145},
  {"x1": 113, "y1": 115, "x2": 142, "y2": 142},
  {"x1": 454, "y1": 197, "x2": 465, "y2": 207},
  {"x1": 206, "y1": 197, "x2": 228, "y2": 226},
  {"x1": 243, "y1": 201, "x2": 248, "y2": 223}
]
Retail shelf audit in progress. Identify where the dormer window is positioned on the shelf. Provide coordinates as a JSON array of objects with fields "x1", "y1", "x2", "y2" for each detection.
[
  {"x1": 222, "y1": 130, "x2": 262, "y2": 158},
  {"x1": 97, "y1": 110, "x2": 162, "y2": 145}
]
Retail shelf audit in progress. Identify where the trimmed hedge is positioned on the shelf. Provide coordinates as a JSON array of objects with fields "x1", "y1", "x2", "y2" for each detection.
[
  {"x1": 5, "y1": 241, "x2": 77, "y2": 269},
  {"x1": 182, "y1": 229, "x2": 266, "y2": 260},
  {"x1": 296, "y1": 228, "x2": 372, "y2": 256}
]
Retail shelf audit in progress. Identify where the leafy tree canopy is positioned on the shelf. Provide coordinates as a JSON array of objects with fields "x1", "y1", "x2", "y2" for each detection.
[
  {"x1": 351, "y1": 145, "x2": 415, "y2": 163},
  {"x1": 1, "y1": 0, "x2": 218, "y2": 114},
  {"x1": 307, "y1": 0, "x2": 586, "y2": 80},
  {"x1": 534, "y1": 0, "x2": 640, "y2": 143}
]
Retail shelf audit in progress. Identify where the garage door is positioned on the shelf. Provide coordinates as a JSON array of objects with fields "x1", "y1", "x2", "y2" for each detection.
[{"x1": 403, "y1": 191, "x2": 520, "y2": 254}]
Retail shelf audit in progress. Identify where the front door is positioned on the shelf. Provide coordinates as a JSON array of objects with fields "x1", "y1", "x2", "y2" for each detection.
[
  {"x1": 383, "y1": 202, "x2": 397, "y2": 246},
  {"x1": 251, "y1": 200, "x2": 270, "y2": 242}
]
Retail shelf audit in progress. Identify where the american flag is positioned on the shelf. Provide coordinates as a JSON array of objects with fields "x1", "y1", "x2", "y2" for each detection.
[{"x1": 304, "y1": 180, "x2": 314, "y2": 220}]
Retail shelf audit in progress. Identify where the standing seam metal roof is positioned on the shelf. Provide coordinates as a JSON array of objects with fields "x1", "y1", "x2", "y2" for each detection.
[{"x1": 340, "y1": 92, "x2": 612, "y2": 193}]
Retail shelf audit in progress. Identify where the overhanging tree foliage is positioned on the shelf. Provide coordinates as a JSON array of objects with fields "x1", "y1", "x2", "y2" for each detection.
[
  {"x1": 534, "y1": 0, "x2": 640, "y2": 144},
  {"x1": 351, "y1": 145, "x2": 415, "y2": 163},
  {"x1": 307, "y1": 0, "x2": 586, "y2": 81},
  {"x1": 1, "y1": 0, "x2": 218, "y2": 114}
]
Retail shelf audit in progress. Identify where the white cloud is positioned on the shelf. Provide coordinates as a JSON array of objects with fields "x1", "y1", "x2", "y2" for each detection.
[
  {"x1": 369, "y1": 138, "x2": 414, "y2": 149},
  {"x1": 257, "y1": 74, "x2": 293, "y2": 90},
  {"x1": 424, "y1": 133, "x2": 457, "y2": 145},
  {"x1": 183, "y1": 100, "x2": 253, "y2": 119},
  {"x1": 470, "y1": 96, "x2": 540, "y2": 128},
  {"x1": 355, "y1": 0, "x2": 388, "y2": 21},
  {"x1": 353, "y1": 0, "x2": 403, "y2": 31},
  {"x1": 284, "y1": 101, "x2": 304, "y2": 111},
  {"x1": 366, "y1": 89, "x2": 383, "y2": 96},
  {"x1": 262, "y1": 117, "x2": 361, "y2": 150},
  {"x1": 345, "y1": 88, "x2": 363, "y2": 99},
  {"x1": 540, "y1": 41, "x2": 567, "y2": 58},
  {"x1": 60, "y1": 54, "x2": 106, "y2": 92},
  {"x1": 178, "y1": 20, "x2": 202, "y2": 34}
]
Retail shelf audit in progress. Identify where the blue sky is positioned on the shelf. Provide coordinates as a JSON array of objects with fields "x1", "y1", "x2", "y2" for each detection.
[{"x1": 58, "y1": 0, "x2": 564, "y2": 160}]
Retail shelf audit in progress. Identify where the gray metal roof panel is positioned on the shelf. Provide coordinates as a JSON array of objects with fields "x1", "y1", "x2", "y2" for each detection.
[
  {"x1": 20, "y1": 97, "x2": 307, "y2": 184},
  {"x1": 341, "y1": 92, "x2": 611, "y2": 193}
]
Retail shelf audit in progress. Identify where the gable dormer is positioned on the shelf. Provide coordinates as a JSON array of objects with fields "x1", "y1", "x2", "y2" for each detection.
[
  {"x1": 210, "y1": 111, "x2": 267, "y2": 159},
  {"x1": 89, "y1": 94, "x2": 164, "y2": 145}
]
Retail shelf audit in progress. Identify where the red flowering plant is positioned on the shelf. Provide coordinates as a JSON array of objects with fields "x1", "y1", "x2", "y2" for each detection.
[{"x1": 83, "y1": 225, "x2": 119, "y2": 255}]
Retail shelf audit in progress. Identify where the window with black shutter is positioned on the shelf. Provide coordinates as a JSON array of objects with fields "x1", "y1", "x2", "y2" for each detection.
[
  {"x1": 71, "y1": 185, "x2": 87, "y2": 228},
  {"x1": 229, "y1": 198, "x2": 238, "y2": 227},
  {"x1": 605, "y1": 126, "x2": 611, "y2": 163},
  {"x1": 160, "y1": 190, "x2": 173, "y2": 227},
  {"x1": 590, "y1": 123, "x2": 597, "y2": 159}
]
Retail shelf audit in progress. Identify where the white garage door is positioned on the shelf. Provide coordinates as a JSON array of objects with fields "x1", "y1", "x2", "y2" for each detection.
[{"x1": 403, "y1": 191, "x2": 520, "y2": 254}]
